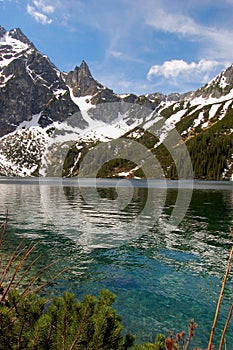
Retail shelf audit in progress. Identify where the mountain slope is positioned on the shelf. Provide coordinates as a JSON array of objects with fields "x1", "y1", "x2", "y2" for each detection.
[
  {"x1": 0, "y1": 26, "x2": 84, "y2": 136},
  {"x1": 0, "y1": 25, "x2": 232, "y2": 180}
]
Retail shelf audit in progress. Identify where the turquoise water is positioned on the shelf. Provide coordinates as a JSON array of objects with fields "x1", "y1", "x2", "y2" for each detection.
[{"x1": 0, "y1": 179, "x2": 232, "y2": 347}]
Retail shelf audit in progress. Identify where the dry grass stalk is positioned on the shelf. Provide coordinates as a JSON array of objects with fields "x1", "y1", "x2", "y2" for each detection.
[
  {"x1": 0, "y1": 243, "x2": 37, "y2": 302},
  {"x1": 0, "y1": 213, "x2": 65, "y2": 306},
  {"x1": 0, "y1": 210, "x2": 8, "y2": 247},
  {"x1": 183, "y1": 319, "x2": 198, "y2": 350},
  {"x1": 218, "y1": 303, "x2": 233, "y2": 350},
  {"x1": 207, "y1": 228, "x2": 233, "y2": 350}
]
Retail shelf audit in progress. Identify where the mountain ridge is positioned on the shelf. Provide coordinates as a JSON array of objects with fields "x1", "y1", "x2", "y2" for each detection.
[{"x1": 0, "y1": 26, "x2": 232, "y2": 180}]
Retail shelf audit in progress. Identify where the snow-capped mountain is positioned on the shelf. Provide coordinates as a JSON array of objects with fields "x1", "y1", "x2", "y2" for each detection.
[
  {"x1": 0, "y1": 26, "x2": 232, "y2": 180},
  {"x1": 0, "y1": 25, "x2": 84, "y2": 136}
]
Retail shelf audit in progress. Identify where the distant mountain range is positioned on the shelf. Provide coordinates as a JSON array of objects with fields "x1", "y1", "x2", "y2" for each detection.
[{"x1": 0, "y1": 25, "x2": 232, "y2": 180}]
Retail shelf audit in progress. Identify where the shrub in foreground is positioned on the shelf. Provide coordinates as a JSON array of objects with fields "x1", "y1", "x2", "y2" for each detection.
[{"x1": 0, "y1": 288, "x2": 135, "y2": 349}]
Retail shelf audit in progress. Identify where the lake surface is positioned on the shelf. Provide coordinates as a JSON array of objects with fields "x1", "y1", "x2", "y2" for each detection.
[{"x1": 0, "y1": 178, "x2": 232, "y2": 347}]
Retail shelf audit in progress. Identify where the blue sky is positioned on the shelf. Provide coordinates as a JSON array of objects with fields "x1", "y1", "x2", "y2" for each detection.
[{"x1": 1, "y1": 0, "x2": 233, "y2": 95}]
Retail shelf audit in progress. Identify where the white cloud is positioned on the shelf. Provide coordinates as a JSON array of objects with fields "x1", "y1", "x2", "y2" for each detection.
[
  {"x1": 33, "y1": 0, "x2": 55, "y2": 14},
  {"x1": 145, "y1": 8, "x2": 198, "y2": 37},
  {"x1": 27, "y1": 4, "x2": 52, "y2": 24},
  {"x1": 147, "y1": 59, "x2": 220, "y2": 82},
  {"x1": 107, "y1": 50, "x2": 144, "y2": 64},
  {"x1": 142, "y1": 1, "x2": 233, "y2": 63}
]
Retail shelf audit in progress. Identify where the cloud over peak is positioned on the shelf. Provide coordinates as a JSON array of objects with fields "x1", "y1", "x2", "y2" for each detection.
[
  {"x1": 33, "y1": 0, "x2": 55, "y2": 14},
  {"x1": 27, "y1": 1, "x2": 56, "y2": 25},
  {"x1": 147, "y1": 59, "x2": 222, "y2": 84},
  {"x1": 27, "y1": 4, "x2": 52, "y2": 24}
]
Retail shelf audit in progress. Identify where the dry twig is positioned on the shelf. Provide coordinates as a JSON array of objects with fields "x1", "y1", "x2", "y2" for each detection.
[
  {"x1": 218, "y1": 303, "x2": 233, "y2": 350},
  {"x1": 207, "y1": 228, "x2": 233, "y2": 350}
]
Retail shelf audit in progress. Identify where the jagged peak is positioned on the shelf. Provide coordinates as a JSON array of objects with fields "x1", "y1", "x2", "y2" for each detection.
[
  {"x1": 65, "y1": 60, "x2": 104, "y2": 97},
  {"x1": 8, "y1": 27, "x2": 34, "y2": 47},
  {"x1": 74, "y1": 60, "x2": 92, "y2": 78},
  {"x1": 73, "y1": 60, "x2": 90, "y2": 71},
  {"x1": 190, "y1": 63, "x2": 233, "y2": 100},
  {"x1": 79, "y1": 59, "x2": 90, "y2": 70}
]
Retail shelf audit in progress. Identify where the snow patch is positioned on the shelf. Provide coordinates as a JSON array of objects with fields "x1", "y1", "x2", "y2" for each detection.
[
  {"x1": 219, "y1": 100, "x2": 232, "y2": 120},
  {"x1": 143, "y1": 115, "x2": 163, "y2": 130},
  {"x1": 25, "y1": 64, "x2": 50, "y2": 86},
  {"x1": 68, "y1": 88, "x2": 97, "y2": 127},
  {"x1": 209, "y1": 104, "x2": 221, "y2": 119},
  {"x1": 53, "y1": 88, "x2": 67, "y2": 99},
  {"x1": 219, "y1": 75, "x2": 228, "y2": 89},
  {"x1": 193, "y1": 111, "x2": 204, "y2": 128},
  {"x1": 166, "y1": 109, "x2": 188, "y2": 125},
  {"x1": 17, "y1": 114, "x2": 42, "y2": 129},
  {"x1": 0, "y1": 32, "x2": 31, "y2": 69},
  {"x1": 0, "y1": 73, "x2": 13, "y2": 87},
  {"x1": 68, "y1": 88, "x2": 93, "y2": 111},
  {"x1": 190, "y1": 89, "x2": 233, "y2": 107},
  {"x1": 118, "y1": 165, "x2": 140, "y2": 177},
  {"x1": 118, "y1": 94, "x2": 130, "y2": 99}
]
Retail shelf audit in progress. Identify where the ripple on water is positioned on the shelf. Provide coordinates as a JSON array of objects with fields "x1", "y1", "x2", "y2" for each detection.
[{"x1": 0, "y1": 179, "x2": 232, "y2": 346}]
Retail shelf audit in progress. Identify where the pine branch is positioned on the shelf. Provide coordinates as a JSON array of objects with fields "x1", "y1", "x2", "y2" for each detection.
[
  {"x1": 69, "y1": 307, "x2": 89, "y2": 350},
  {"x1": 62, "y1": 309, "x2": 67, "y2": 350}
]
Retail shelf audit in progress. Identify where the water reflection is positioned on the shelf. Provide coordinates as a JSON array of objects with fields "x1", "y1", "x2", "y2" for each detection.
[
  {"x1": 0, "y1": 180, "x2": 232, "y2": 278},
  {"x1": 39, "y1": 183, "x2": 167, "y2": 249}
]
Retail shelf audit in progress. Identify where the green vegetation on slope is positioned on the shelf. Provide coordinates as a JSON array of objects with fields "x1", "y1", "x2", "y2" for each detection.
[
  {"x1": 186, "y1": 108, "x2": 233, "y2": 180},
  {"x1": 60, "y1": 101, "x2": 233, "y2": 180}
]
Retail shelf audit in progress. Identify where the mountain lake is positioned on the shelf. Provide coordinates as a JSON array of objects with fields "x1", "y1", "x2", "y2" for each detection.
[{"x1": 0, "y1": 178, "x2": 232, "y2": 347}]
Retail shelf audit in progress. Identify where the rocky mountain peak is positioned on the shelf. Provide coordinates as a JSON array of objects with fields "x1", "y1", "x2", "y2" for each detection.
[
  {"x1": 190, "y1": 64, "x2": 233, "y2": 100},
  {"x1": 0, "y1": 26, "x2": 33, "y2": 71},
  {"x1": 64, "y1": 60, "x2": 104, "y2": 97},
  {"x1": 0, "y1": 25, "x2": 84, "y2": 136},
  {"x1": 8, "y1": 27, "x2": 34, "y2": 47},
  {"x1": 79, "y1": 60, "x2": 91, "y2": 75}
]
